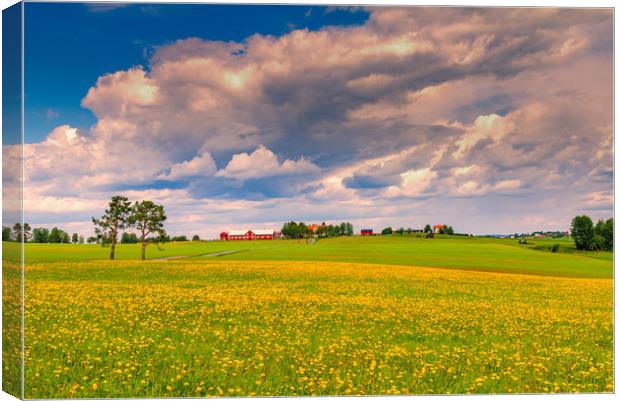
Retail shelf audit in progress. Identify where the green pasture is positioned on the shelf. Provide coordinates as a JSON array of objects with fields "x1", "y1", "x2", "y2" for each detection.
[{"x1": 8, "y1": 234, "x2": 613, "y2": 278}]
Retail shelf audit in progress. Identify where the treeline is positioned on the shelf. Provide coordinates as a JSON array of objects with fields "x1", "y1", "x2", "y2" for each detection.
[
  {"x1": 381, "y1": 224, "x2": 455, "y2": 235},
  {"x1": 2, "y1": 223, "x2": 83, "y2": 244},
  {"x1": 571, "y1": 215, "x2": 613, "y2": 251},
  {"x1": 120, "y1": 233, "x2": 200, "y2": 243},
  {"x1": 281, "y1": 221, "x2": 353, "y2": 239},
  {"x1": 381, "y1": 227, "x2": 422, "y2": 235}
]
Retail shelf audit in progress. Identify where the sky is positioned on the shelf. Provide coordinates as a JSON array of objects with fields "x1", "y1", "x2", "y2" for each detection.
[{"x1": 7, "y1": 3, "x2": 614, "y2": 238}]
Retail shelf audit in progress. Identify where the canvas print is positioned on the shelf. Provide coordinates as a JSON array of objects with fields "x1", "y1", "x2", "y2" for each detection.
[{"x1": 1, "y1": 1, "x2": 614, "y2": 398}]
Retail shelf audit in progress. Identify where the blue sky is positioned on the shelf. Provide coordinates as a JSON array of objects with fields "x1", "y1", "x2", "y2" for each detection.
[
  {"x1": 11, "y1": 4, "x2": 614, "y2": 238},
  {"x1": 24, "y1": 3, "x2": 369, "y2": 142}
]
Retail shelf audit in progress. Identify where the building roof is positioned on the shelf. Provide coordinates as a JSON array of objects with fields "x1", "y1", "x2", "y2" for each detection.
[
  {"x1": 254, "y1": 229, "x2": 275, "y2": 235},
  {"x1": 434, "y1": 224, "x2": 446, "y2": 228},
  {"x1": 229, "y1": 229, "x2": 248, "y2": 236}
]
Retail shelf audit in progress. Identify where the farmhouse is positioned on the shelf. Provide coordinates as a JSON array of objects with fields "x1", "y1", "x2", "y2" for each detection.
[
  {"x1": 433, "y1": 224, "x2": 446, "y2": 234},
  {"x1": 220, "y1": 229, "x2": 278, "y2": 241}
]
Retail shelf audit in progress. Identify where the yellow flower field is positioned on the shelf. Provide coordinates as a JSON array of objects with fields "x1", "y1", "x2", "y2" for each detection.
[{"x1": 24, "y1": 260, "x2": 613, "y2": 397}]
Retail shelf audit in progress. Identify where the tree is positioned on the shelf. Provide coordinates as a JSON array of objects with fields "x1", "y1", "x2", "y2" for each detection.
[
  {"x1": 48, "y1": 227, "x2": 62, "y2": 243},
  {"x1": 571, "y1": 215, "x2": 594, "y2": 250},
  {"x1": 446, "y1": 226, "x2": 455, "y2": 235},
  {"x1": 345, "y1": 222, "x2": 353, "y2": 236},
  {"x1": 92, "y1": 195, "x2": 132, "y2": 260},
  {"x1": 594, "y1": 218, "x2": 613, "y2": 251},
  {"x1": 72, "y1": 233, "x2": 79, "y2": 244},
  {"x1": 2, "y1": 226, "x2": 12, "y2": 241},
  {"x1": 382, "y1": 227, "x2": 393, "y2": 235},
  {"x1": 121, "y1": 232, "x2": 139, "y2": 244},
  {"x1": 424, "y1": 224, "x2": 432, "y2": 234},
  {"x1": 192, "y1": 234, "x2": 200, "y2": 241},
  {"x1": 172, "y1": 235, "x2": 188, "y2": 242},
  {"x1": 603, "y1": 218, "x2": 613, "y2": 251},
  {"x1": 61, "y1": 231, "x2": 70, "y2": 244},
  {"x1": 12, "y1": 223, "x2": 31, "y2": 242},
  {"x1": 87, "y1": 236, "x2": 98, "y2": 244},
  {"x1": 32, "y1": 227, "x2": 49, "y2": 243},
  {"x1": 78, "y1": 235, "x2": 85, "y2": 244},
  {"x1": 129, "y1": 200, "x2": 167, "y2": 260}
]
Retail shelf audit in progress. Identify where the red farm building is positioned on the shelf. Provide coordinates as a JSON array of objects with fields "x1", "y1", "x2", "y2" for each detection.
[
  {"x1": 220, "y1": 229, "x2": 277, "y2": 241},
  {"x1": 361, "y1": 229, "x2": 373, "y2": 236}
]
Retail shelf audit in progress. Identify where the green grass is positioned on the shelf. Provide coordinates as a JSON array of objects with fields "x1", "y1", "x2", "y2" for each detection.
[{"x1": 14, "y1": 234, "x2": 613, "y2": 278}]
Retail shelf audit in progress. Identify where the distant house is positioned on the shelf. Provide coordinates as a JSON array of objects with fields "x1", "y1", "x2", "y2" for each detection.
[
  {"x1": 433, "y1": 224, "x2": 446, "y2": 234},
  {"x1": 220, "y1": 229, "x2": 276, "y2": 241},
  {"x1": 361, "y1": 229, "x2": 373, "y2": 236}
]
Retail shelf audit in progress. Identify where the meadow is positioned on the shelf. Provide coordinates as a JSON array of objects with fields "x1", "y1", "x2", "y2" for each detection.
[
  {"x1": 10, "y1": 235, "x2": 616, "y2": 396},
  {"x1": 18, "y1": 235, "x2": 613, "y2": 278}
]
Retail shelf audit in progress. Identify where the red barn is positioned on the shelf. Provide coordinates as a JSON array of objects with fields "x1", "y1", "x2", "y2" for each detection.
[
  {"x1": 361, "y1": 229, "x2": 373, "y2": 236},
  {"x1": 221, "y1": 229, "x2": 275, "y2": 240},
  {"x1": 254, "y1": 229, "x2": 274, "y2": 240}
]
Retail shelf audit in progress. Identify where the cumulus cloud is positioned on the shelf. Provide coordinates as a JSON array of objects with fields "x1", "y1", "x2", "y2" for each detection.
[
  {"x1": 216, "y1": 145, "x2": 319, "y2": 181},
  {"x1": 15, "y1": 7, "x2": 613, "y2": 237},
  {"x1": 158, "y1": 152, "x2": 217, "y2": 180}
]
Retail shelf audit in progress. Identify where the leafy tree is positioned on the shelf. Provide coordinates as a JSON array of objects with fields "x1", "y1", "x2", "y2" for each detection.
[
  {"x1": 2, "y1": 226, "x2": 12, "y2": 241},
  {"x1": 61, "y1": 231, "x2": 70, "y2": 244},
  {"x1": 603, "y1": 218, "x2": 613, "y2": 250},
  {"x1": 32, "y1": 227, "x2": 49, "y2": 243},
  {"x1": 282, "y1": 221, "x2": 309, "y2": 239},
  {"x1": 571, "y1": 215, "x2": 595, "y2": 250},
  {"x1": 129, "y1": 200, "x2": 167, "y2": 260},
  {"x1": 121, "y1": 232, "x2": 139, "y2": 244},
  {"x1": 92, "y1": 195, "x2": 132, "y2": 260},
  {"x1": 48, "y1": 227, "x2": 62, "y2": 243},
  {"x1": 78, "y1": 235, "x2": 85, "y2": 244},
  {"x1": 593, "y1": 234, "x2": 606, "y2": 251},
  {"x1": 12, "y1": 223, "x2": 31, "y2": 242},
  {"x1": 87, "y1": 236, "x2": 98, "y2": 244},
  {"x1": 594, "y1": 218, "x2": 613, "y2": 251},
  {"x1": 71, "y1": 233, "x2": 79, "y2": 244},
  {"x1": 424, "y1": 224, "x2": 432, "y2": 234},
  {"x1": 345, "y1": 222, "x2": 353, "y2": 236},
  {"x1": 382, "y1": 227, "x2": 393, "y2": 235},
  {"x1": 192, "y1": 234, "x2": 200, "y2": 241},
  {"x1": 446, "y1": 226, "x2": 455, "y2": 235},
  {"x1": 172, "y1": 235, "x2": 188, "y2": 242},
  {"x1": 281, "y1": 221, "x2": 298, "y2": 239}
]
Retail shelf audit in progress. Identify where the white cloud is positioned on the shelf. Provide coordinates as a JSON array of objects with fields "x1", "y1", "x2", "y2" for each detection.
[
  {"x1": 158, "y1": 152, "x2": 217, "y2": 180},
  {"x1": 216, "y1": 145, "x2": 319, "y2": 181}
]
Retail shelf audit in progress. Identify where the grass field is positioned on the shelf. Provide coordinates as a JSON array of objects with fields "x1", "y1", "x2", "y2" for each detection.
[
  {"x1": 16, "y1": 235, "x2": 614, "y2": 278},
  {"x1": 8, "y1": 235, "x2": 615, "y2": 396}
]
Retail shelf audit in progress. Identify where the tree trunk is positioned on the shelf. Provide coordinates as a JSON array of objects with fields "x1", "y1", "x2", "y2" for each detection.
[
  {"x1": 141, "y1": 231, "x2": 146, "y2": 260},
  {"x1": 110, "y1": 235, "x2": 116, "y2": 260}
]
